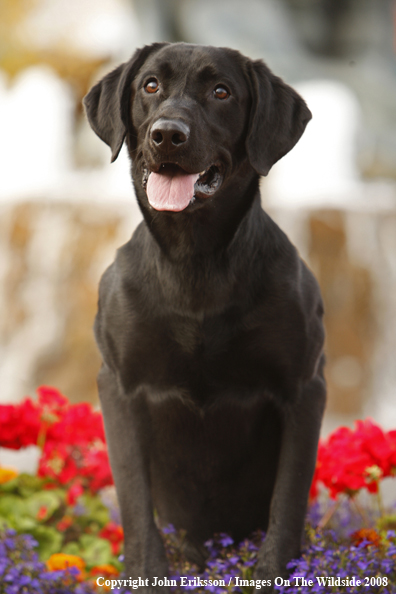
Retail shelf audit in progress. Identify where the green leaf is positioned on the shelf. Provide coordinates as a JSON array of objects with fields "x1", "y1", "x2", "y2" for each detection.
[
  {"x1": 0, "y1": 494, "x2": 28, "y2": 519},
  {"x1": 16, "y1": 473, "x2": 46, "y2": 497},
  {"x1": 0, "y1": 517, "x2": 12, "y2": 530},
  {"x1": 78, "y1": 534, "x2": 113, "y2": 568},
  {"x1": 12, "y1": 515, "x2": 38, "y2": 532},
  {"x1": 0, "y1": 473, "x2": 45, "y2": 496},
  {"x1": 77, "y1": 493, "x2": 110, "y2": 528},
  {"x1": 376, "y1": 513, "x2": 396, "y2": 534},
  {"x1": 62, "y1": 541, "x2": 82, "y2": 556},
  {"x1": 26, "y1": 490, "x2": 63, "y2": 520},
  {"x1": 0, "y1": 476, "x2": 19, "y2": 492},
  {"x1": 60, "y1": 534, "x2": 113, "y2": 568},
  {"x1": 29, "y1": 525, "x2": 63, "y2": 560}
]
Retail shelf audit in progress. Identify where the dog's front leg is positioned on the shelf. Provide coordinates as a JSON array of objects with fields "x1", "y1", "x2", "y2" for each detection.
[
  {"x1": 253, "y1": 372, "x2": 326, "y2": 593},
  {"x1": 98, "y1": 365, "x2": 168, "y2": 591}
]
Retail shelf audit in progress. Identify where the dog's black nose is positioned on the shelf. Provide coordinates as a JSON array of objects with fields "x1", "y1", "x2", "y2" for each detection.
[{"x1": 150, "y1": 118, "x2": 190, "y2": 151}]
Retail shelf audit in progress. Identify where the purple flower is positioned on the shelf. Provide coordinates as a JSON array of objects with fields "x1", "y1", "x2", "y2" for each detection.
[
  {"x1": 162, "y1": 524, "x2": 177, "y2": 535},
  {"x1": 217, "y1": 534, "x2": 233, "y2": 547},
  {"x1": 0, "y1": 529, "x2": 95, "y2": 593}
]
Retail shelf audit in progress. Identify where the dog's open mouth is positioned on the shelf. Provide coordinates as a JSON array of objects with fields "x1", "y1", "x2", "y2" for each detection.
[{"x1": 142, "y1": 163, "x2": 223, "y2": 212}]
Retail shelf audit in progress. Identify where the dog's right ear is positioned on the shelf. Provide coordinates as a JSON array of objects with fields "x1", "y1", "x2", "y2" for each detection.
[{"x1": 83, "y1": 43, "x2": 168, "y2": 162}]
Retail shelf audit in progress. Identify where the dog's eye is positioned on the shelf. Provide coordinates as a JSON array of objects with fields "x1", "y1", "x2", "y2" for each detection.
[
  {"x1": 213, "y1": 86, "x2": 230, "y2": 100},
  {"x1": 144, "y1": 78, "x2": 159, "y2": 94}
]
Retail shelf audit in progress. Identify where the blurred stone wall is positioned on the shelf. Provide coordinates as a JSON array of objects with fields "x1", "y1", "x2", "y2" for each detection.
[
  {"x1": 267, "y1": 204, "x2": 396, "y2": 428},
  {"x1": 308, "y1": 210, "x2": 375, "y2": 416},
  {"x1": 0, "y1": 201, "x2": 140, "y2": 404}
]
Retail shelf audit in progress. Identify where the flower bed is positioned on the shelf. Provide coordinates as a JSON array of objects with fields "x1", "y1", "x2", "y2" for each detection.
[{"x1": 1, "y1": 387, "x2": 396, "y2": 593}]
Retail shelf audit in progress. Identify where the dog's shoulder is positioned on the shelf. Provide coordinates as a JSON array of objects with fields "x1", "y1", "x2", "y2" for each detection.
[
  {"x1": 93, "y1": 222, "x2": 151, "y2": 352},
  {"x1": 238, "y1": 210, "x2": 325, "y2": 377}
]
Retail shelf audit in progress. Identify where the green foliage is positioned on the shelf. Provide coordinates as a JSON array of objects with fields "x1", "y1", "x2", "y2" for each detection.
[
  {"x1": 29, "y1": 525, "x2": 64, "y2": 559},
  {"x1": 0, "y1": 473, "x2": 119, "y2": 569},
  {"x1": 0, "y1": 472, "x2": 43, "y2": 496},
  {"x1": 63, "y1": 534, "x2": 114, "y2": 568},
  {"x1": 377, "y1": 513, "x2": 396, "y2": 534}
]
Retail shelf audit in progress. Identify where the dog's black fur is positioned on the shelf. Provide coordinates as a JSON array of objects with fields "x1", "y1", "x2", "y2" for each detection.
[{"x1": 84, "y1": 43, "x2": 326, "y2": 592}]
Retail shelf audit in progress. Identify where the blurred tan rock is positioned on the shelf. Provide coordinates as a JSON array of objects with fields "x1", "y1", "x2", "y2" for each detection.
[
  {"x1": 308, "y1": 210, "x2": 375, "y2": 416},
  {"x1": 0, "y1": 201, "x2": 137, "y2": 404},
  {"x1": 268, "y1": 203, "x2": 396, "y2": 427}
]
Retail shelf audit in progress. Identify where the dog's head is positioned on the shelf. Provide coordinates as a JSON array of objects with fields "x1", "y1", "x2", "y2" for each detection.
[{"x1": 84, "y1": 43, "x2": 311, "y2": 213}]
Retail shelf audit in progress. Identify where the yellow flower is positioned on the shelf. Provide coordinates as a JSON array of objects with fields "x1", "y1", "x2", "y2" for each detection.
[
  {"x1": 0, "y1": 467, "x2": 18, "y2": 484},
  {"x1": 46, "y1": 553, "x2": 85, "y2": 575}
]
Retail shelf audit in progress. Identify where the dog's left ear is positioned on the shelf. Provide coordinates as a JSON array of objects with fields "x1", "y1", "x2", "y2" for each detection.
[
  {"x1": 84, "y1": 43, "x2": 168, "y2": 162},
  {"x1": 246, "y1": 60, "x2": 312, "y2": 176}
]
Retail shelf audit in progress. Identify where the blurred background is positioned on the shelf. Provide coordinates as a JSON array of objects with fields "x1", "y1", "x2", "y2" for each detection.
[{"x1": 1, "y1": 0, "x2": 396, "y2": 434}]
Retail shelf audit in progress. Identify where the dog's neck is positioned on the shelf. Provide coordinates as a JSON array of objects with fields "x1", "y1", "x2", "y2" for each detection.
[
  {"x1": 130, "y1": 189, "x2": 273, "y2": 319},
  {"x1": 133, "y1": 168, "x2": 262, "y2": 264}
]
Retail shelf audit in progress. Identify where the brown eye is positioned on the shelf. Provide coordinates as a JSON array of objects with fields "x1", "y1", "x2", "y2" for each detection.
[
  {"x1": 214, "y1": 85, "x2": 230, "y2": 100},
  {"x1": 144, "y1": 78, "x2": 159, "y2": 94}
]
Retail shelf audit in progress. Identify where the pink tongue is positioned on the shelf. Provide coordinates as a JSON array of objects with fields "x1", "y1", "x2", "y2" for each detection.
[{"x1": 147, "y1": 170, "x2": 199, "y2": 212}]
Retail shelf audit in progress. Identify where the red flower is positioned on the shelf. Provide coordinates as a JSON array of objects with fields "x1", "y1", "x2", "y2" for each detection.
[
  {"x1": 317, "y1": 425, "x2": 377, "y2": 497},
  {"x1": 354, "y1": 419, "x2": 393, "y2": 476},
  {"x1": 37, "y1": 506, "x2": 48, "y2": 521},
  {"x1": 36, "y1": 387, "x2": 69, "y2": 448},
  {"x1": 38, "y1": 442, "x2": 78, "y2": 484},
  {"x1": 38, "y1": 440, "x2": 113, "y2": 493},
  {"x1": 99, "y1": 522, "x2": 124, "y2": 555},
  {"x1": 81, "y1": 446, "x2": 113, "y2": 492},
  {"x1": 386, "y1": 429, "x2": 396, "y2": 471},
  {"x1": 37, "y1": 385, "x2": 69, "y2": 415},
  {"x1": 312, "y1": 419, "x2": 396, "y2": 499},
  {"x1": 46, "y1": 403, "x2": 105, "y2": 446},
  {"x1": 0, "y1": 399, "x2": 40, "y2": 449}
]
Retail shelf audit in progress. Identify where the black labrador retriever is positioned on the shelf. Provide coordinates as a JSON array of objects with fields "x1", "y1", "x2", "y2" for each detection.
[{"x1": 84, "y1": 42, "x2": 326, "y2": 592}]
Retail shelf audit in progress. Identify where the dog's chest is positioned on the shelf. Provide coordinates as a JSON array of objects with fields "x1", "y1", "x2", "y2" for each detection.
[{"x1": 116, "y1": 302, "x2": 301, "y2": 405}]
